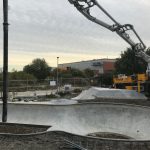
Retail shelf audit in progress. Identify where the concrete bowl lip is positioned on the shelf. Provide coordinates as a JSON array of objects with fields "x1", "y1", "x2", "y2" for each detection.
[
  {"x1": 0, "y1": 122, "x2": 51, "y2": 136},
  {"x1": 1, "y1": 102, "x2": 150, "y2": 142},
  {"x1": 2, "y1": 101, "x2": 150, "y2": 110},
  {"x1": 0, "y1": 130, "x2": 49, "y2": 136}
]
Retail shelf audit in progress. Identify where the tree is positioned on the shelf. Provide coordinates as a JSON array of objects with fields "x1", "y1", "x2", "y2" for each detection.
[
  {"x1": 51, "y1": 68, "x2": 85, "y2": 78},
  {"x1": 70, "y1": 68, "x2": 85, "y2": 78},
  {"x1": 100, "y1": 73, "x2": 113, "y2": 86},
  {"x1": 83, "y1": 68, "x2": 94, "y2": 78},
  {"x1": 115, "y1": 48, "x2": 150, "y2": 75},
  {"x1": 9, "y1": 70, "x2": 35, "y2": 80},
  {"x1": 23, "y1": 58, "x2": 51, "y2": 80}
]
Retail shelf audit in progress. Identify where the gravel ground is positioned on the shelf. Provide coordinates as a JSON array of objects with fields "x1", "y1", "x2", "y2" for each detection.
[{"x1": 1, "y1": 99, "x2": 150, "y2": 150}]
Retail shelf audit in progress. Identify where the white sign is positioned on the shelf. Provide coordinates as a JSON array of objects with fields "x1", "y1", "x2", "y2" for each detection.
[{"x1": 50, "y1": 81, "x2": 56, "y2": 86}]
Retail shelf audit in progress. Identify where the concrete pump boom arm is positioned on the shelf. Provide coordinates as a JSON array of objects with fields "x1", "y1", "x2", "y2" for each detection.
[
  {"x1": 68, "y1": 0, "x2": 146, "y2": 50},
  {"x1": 68, "y1": 0, "x2": 150, "y2": 74}
]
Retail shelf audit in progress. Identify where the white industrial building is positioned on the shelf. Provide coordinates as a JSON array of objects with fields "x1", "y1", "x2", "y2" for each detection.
[{"x1": 59, "y1": 59, "x2": 116, "y2": 74}]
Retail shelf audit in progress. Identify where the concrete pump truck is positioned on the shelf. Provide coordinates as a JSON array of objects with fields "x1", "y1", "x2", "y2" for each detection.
[{"x1": 68, "y1": 0, "x2": 150, "y2": 95}]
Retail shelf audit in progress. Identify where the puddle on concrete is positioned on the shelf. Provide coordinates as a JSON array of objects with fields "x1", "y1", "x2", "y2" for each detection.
[{"x1": 87, "y1": 132, "x2": 134, "y2": 139}]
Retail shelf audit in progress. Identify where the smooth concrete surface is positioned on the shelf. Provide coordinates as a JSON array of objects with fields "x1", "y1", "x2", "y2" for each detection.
[{"x1": 0, "y1": 102, "x2": 150, "y2": 140}]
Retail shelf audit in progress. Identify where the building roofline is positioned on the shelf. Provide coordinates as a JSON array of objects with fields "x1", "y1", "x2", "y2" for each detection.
[{"x1": 59, "y1": 58, "x2": 116, "y2": 65}]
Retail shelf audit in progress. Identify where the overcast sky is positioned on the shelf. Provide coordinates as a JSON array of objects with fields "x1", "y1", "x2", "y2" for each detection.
[{"x1": 0, "y1": 0, "x2": 150, "y2": 70}]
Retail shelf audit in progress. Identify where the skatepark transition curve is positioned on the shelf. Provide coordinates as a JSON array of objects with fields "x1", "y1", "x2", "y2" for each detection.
[{"x1": 0, "y1": 102, "x2": 150, "y2": 140}]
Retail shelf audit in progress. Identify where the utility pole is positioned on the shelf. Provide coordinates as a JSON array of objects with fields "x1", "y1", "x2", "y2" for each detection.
[{"x1": 2, "y1": 0, "x2": 9, "y2": 122}]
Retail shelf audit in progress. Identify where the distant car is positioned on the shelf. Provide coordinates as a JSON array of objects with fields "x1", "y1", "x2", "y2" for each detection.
[{"x1": 64, "y1": 84, "x2": 72, "y2": 92}]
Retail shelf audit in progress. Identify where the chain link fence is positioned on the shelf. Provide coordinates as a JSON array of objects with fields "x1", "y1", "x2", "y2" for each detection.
[{"x1": 0, "y1": 78, "x2": 91, "y2": 94}]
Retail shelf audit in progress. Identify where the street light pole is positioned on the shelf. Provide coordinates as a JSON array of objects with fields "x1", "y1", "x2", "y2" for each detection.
[
  {"x1": 57, "y1": 57, "x2": 59, "y2": 93},
  {"x1": 2, "y1": 0, "x2": 9, "y2": 122},
  {"x1": 0, "y1": 68, "x2": 3, "y2": 99}
]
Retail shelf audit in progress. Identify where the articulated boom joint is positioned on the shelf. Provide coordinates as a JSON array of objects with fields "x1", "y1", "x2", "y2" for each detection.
[
  {"x1": 134, "y1": 43, "x2": 146, "y2": 53},
  {"x1": 68, "y1": 0, "x2": 95, "y2": 5},
  {"x1": 68, "y1": 0, "x2": 95, "y2": 12},
  {"x1": 110, "y1": 24, "x2": 133, "y2": 33},
  {"x1": 118, "y1": 24, "x2": 133, "y2": 32}
]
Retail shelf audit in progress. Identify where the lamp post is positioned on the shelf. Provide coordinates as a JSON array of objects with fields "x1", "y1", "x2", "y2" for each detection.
[
  {"x1": 0, "y1": 68, "x2": 2, "y2": 99},
  {"x1": 2, "y1": 0, "x2": 9, "y2": 122},
  {"x1": 57, "y1": 57, "x2": 59, "y2": 93}
]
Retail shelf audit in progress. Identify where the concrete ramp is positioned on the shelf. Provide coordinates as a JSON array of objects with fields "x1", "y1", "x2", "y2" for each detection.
[
  {"x1": 0, "y1": 102, "x2": 150, "y2": 140},
  {"x1": 73, "y1": 87, "x2": 147, "y2": 100}
]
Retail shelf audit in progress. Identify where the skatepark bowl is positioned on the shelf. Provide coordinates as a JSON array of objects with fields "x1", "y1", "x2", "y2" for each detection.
[{"x1": 1, "y1": 102, "x2": 150, "y2": 149}]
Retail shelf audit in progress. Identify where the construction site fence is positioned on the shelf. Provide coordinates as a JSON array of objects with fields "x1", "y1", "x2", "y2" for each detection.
[{"x1": 0, "y1": 78, "x2": 91, "y2": 93}]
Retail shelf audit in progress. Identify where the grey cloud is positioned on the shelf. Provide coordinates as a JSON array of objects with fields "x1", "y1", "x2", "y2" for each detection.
[{"x1": 0, "y1": 0, "x2": 150, "y2": 68}]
